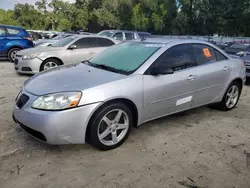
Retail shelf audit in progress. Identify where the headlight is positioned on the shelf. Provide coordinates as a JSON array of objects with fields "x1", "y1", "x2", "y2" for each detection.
[
  {"x1": 236, "y1": 51, "x2": 245, "y2": 56},
  {"x1": 22, "y1": 53, "x2": 41, "y2": 60},
  {"x1": 32, "y1": 92, "x2": 82, "y2": 110}
]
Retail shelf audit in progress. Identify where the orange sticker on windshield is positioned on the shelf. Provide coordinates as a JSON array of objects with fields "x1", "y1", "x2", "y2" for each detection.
[{"x1": 203, "y1": 48, "x2": 212, "y2": 57}]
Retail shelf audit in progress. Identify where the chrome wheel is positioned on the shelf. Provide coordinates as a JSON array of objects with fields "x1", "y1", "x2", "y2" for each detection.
[
  {"x1": 11, "y1": 50, "x2": 18, "y2": 61},
  {"x1": 43, "y1": 61, "x2": 58, "y2": 70},
  {"x1": 226, "y1": 85, "x2": 239, "y2": 109},
  {"x1": 98, "y1": 109, "x2": 129, "y2": 146}
]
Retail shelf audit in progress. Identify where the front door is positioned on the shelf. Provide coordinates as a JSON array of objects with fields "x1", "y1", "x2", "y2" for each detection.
[
  {"x1": 143, "y1": 44, "x2": 198, "y2": 121},
  {"x1": 190, "y1": 44, "x2": 232, "y2": 106}
]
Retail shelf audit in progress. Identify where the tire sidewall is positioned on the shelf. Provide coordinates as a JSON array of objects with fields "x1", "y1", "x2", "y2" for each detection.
[
  {"x1": 89, "y1": 103, "x2": 133, "y2": 150},
  {"x1": 8, "y1": 48, "x2": 20, "y2": 62}
]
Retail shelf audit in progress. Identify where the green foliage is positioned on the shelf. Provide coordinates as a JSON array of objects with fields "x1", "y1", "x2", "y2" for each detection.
[{"x1": 0, "y1": 0, "x2": 250, "y2": 36}]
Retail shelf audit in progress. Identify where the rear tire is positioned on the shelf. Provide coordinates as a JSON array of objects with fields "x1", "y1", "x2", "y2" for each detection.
[
  {"x1": 88, "y1": 102, "x2": 133, "y2": 150},
  {"x1": 216, "y1": 81, "x2": 241, "y2": 111},
  {"x1": 8, "y1": 48, "x2": 21, "y2": 62},
  {"x1": 40, "y1": 58, "x2": 62, "y2": 72}
]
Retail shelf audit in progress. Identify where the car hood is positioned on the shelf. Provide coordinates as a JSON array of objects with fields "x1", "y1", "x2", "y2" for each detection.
[
  {"x1": 24, "y1": 63, "x2": 127, "y2": 95},
  {"x1": 225, "y1": 48, "x2": 245, "y2": 55},
  {"x1": 18, "y1": 46, "x2": 64, "y2": 55},
  {"x1": 33, "y1": 39, "x2": 55, "y2": 45}
]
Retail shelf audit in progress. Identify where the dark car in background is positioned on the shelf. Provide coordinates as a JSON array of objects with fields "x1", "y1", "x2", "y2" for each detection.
[
  {"x1": 224, "y1": 43, "x2": 250, "y2": 56},
  {"x1": 0, "y1": 24, "x2": 34, "y2": 62}
]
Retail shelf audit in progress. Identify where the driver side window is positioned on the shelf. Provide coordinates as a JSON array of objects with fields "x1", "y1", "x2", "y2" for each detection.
[
  {"x1": 153, "y1": 44, "x2": 196, "y2": 72},
  {"x1": 112, "y1": 32, "x2": 123, "y2": 41}
]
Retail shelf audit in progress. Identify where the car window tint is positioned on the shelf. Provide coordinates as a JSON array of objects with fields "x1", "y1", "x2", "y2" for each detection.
[
  {"x1": 125, "y1": 33, "x2": 134, "y2": 40},
  {"x1": 73, "y1": 38, "x2": 95, "y2": 48},
  {"x1": 112, "y1": 33, "x2": 123, "y2": 41},
  {"x1": 214, "y1": 50, "x2": 228, "y2": 61},
  {"x1": 154, "y1": 44, "x2": 195, "y2": 72},
  {"x1": 0, "y1": 28, "x2": 6, "y2": 36},
  {"x1": 192, "y1": 44, "x2": 216, "y2": 65},
  {"x1": 96, "y1": 38, "x2": 115, "y2": 47},
  {"x1": 7, "y1": 28, "x2": 20, "y2": 35}
]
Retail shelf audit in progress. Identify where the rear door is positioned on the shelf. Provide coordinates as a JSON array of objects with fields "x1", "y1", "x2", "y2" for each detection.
[
  {"x1": 191, "y1": 44, "x2": 231, "y2": 106},
  {"x1": 0, "y1": 27, "x2": 9, "y2": 57},
  {"x1": 94, "y1": 37, "x2": 115, "y2": 54}
]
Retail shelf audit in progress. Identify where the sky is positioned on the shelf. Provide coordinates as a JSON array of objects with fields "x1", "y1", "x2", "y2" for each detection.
[{"x1": 0, "y1": 0, "x2": 75, "y2": 10}]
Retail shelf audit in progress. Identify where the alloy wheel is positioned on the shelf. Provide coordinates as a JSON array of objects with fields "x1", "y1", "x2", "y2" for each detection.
[
  {"x1": 225, "y1": 85, "x2": 239, "y2": 109},
  {"x1": 43, "y1": 61, "x2": 58, "y2": 70},
  {"x1": 97, "y1": 109, "x2": 129, "y2": 146}
]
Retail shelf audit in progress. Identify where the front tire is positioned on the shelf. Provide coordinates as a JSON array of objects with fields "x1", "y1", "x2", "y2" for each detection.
[
  {"x1": 88, "y1": 102, "x2": 133, "y2": 150},
  {"x1": 217, "y1": 82, "x2": 241, "y2": 111},
  {"x1": 40, "y1": 58, "x2": 61, "y2": 72},
  {"x1": 8, "y1": 48, "x2": 21, "y2": 62}
]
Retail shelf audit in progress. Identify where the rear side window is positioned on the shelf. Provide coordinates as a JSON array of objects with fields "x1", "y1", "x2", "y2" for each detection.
[
  {"x1": 6, "y1": 28, "x2": 20, "y2": 35},
  {"x1": 192, "y1": 44, "x2": 216, "y2": 65},
  {"x1": 214, "y1": 50, "x2": 228, "y2": 61},
  {"x1": 96, "y1": 38, "x2": 115, "y2": 47},
  {"x1": 73, "y1": 38, "x2": 95, "y2": 48},
  {"x1": 154, "y1": 44, "x2": 195, "y2": 72},
  {"x1": 125, "y1": 33, "x2": 134, "y2": 40},
  {"x1": 0, "y1": 28, "x2": 7, "y2": 36}
]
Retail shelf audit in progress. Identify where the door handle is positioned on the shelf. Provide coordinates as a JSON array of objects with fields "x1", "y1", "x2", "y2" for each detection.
[
  {"x1": 223, "y1": 66, "x2": 230, "y2": 71},
  {"x1": 187, "y1": 75, "x2": 196, "y2": 81}
]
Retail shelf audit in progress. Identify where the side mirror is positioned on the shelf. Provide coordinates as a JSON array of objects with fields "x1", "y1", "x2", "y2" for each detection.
[
  {"x1": 150, "y1": 66, "x2": 174, "y2": 76},
  {"x1": 68, "y1": 45, "x2": 77, "y2": 50}
]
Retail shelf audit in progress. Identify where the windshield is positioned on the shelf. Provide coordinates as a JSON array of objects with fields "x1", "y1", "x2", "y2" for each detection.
[
  {"x1": 89, "y1": 42, "x2": 160, "y2": 74},
  {"x1": 97, "y1": 31, "x2": 114, "y2": 37},
  {"x1": 51, "y1": 36, "x2": 77, "y2": 47},
  {"x1": 230, "y1": 44, "x2": 250, "y2": 49}
]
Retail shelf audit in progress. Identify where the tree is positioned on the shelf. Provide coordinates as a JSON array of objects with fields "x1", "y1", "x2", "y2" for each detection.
[{"x1": 0, "y1": 9, "x2": 17, "y2": 26}]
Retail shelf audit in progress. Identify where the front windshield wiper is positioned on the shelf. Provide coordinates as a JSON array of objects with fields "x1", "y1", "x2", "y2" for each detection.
[{"x1": 82, "y1": 60, "x2": 128, "y2": 75}]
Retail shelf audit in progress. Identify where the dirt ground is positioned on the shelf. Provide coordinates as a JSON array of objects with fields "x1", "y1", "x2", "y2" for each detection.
[{"x1": 0, "y1": 61, "x2": 250, "y2": 188}]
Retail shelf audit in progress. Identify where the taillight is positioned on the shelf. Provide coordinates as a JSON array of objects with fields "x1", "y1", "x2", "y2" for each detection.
[
  {"x1": 22, "y1": 36, "x2": 33, "y2": 41},
  {"x1": 243, "y1": 59, "x2": 246, "y2": 67}
]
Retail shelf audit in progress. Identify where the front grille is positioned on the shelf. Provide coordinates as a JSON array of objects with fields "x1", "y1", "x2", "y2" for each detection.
[
  {"x1": 21, "y1": 67, "x2": 32, "y2": 72},
  {"x1": 16, "y1": 94, "x2": 29, "y2": 109},
  {"x1": 246, "y1": 69, "x2": 250, "y2": 73},
  {"x1": 18, "y1": 121, "x2": 47, "y2": 142},
  {"x1": 16, "y1": 54, "x2": 23, "y2": 57}
]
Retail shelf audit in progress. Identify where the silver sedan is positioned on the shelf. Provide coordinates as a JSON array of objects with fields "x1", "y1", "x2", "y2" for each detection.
[
  {"x1": 14, "y1": 35, "x2": 119, "y2": 74},
  {"x1": 13, "y1": 39, "x2": 246, "y2": 150}
]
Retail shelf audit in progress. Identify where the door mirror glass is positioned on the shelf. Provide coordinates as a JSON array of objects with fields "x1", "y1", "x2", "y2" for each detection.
[
  {"x1": 68, "y1": 45, "x2": 77, "y2": 50},
  {"x1": 150, "y1": 66, "x2": 174, "y2": 76}
]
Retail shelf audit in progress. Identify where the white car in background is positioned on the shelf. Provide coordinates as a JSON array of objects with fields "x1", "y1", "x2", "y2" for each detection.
[
  {"x1": 14, "y1": 35, "x2": 119, "y2": 74},
  {"x1": 33, "y1": 33, "x2": 74, "y2": 47}
]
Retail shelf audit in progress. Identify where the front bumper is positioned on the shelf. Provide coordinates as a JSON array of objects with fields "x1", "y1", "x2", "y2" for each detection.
[
  {"x1": 14, "y1": 57, "x2": 42, "y2": 74},
  {"x1": 13, "y1": 89, "x2": 101, "y2": 144}
]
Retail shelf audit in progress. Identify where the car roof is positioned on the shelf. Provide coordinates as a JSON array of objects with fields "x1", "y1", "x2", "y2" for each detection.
[
  {"x1": 100, "y1": 30, "x2": 151, "y2": 34},
  {"x1": 0, "y1": 24, "x2": 24, "y2": 30},
  {"x1": 141, "y1": 37, "x2": 212, "y2": 45},
  {"x1": 76, "y1": 35, "x2": 120, "y2": 43}
]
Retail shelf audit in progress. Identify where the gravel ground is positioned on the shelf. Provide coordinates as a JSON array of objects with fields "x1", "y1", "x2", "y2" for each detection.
[{"x1": 0, "y1": 61, "x2": 250, "y2": 188}]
